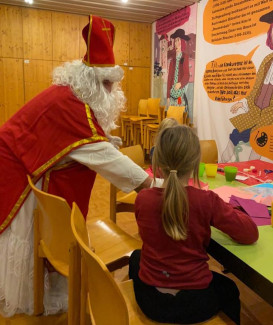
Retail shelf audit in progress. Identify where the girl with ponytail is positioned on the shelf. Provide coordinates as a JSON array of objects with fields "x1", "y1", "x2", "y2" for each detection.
[{"x1": 129, "y1": 125, "x2": 258, "y2": 325}]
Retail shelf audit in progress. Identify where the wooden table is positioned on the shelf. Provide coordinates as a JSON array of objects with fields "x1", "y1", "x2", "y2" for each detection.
[{"x1": 200, "y1": 172, "x2": 273, "y2": 307}]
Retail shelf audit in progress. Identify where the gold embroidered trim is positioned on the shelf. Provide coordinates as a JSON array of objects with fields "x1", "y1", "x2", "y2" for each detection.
[
  {"x1": 0, "y1": 177, "x2": 38, "y2": 232},
  {"x1": 33, "y1": 104, "x2": 107, "y2": 177},
  {"x1": 2, "y1": 104, "x2": 108, "y2": 231},
  {"x1": 43, "y1": 161, "x2": 77, "y2": 192},
  {"x1": 81, "y1": 61, "x2": 115, "y2": 67},
  {"x1": 102, "y1": 19, "x2": 112, "y2": 47},
  {"x1": 88, "y1": 15, "x2": 93, "y2": 64},
  {"x1": 85, "y1": 103, "x2": 106, "y2": 140},
  {"x1": 1, "y1": 170, "x2": 54, "y2": 231}
]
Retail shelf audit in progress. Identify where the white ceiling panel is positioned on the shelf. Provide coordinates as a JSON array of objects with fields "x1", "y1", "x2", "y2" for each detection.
[{"x1": 0, "y1": 0, "x2": 200, "y2": 23}]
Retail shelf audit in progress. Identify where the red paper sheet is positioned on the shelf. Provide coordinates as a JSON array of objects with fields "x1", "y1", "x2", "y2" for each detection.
[{"x1": 217, "y1": 160, "x2": 273, "y2": 185}]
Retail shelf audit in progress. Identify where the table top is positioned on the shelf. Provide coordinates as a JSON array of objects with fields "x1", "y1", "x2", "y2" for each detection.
[
  {"x1": 211, "y1": 226, "x2": 273, "y2": 283},
  {"x1": 199, "y1": 173, "x2": 246, "y2": 189},
  {"x1": 199, "y1": 165, "x2": 273, "y2": 305}
]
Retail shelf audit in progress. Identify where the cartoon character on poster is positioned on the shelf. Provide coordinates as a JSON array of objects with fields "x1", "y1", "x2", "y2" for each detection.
[
  {"x1": 222, "y1": 10, "x2": 273, "y2": 162},
  {"x1": 184, "y1": 33, "x2": 196, "y2": 122},
  {"x1": 167, "y1": 29, "x2": 190, "y2": 111},
  {"x1": 159, "y1": 34, "x2": 169, "y2": 107}
]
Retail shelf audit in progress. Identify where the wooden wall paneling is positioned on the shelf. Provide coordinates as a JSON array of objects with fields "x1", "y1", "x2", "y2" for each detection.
[
  {"x1": 0, "y1": 5, "x2": 23, "y2": 58},
  {"x1": 0, "y1": 58, "x2": 24, "y2": 123},
  {"x1": 121, "y1": 66, "x2": 129, "y2": 108},
  {"x1": 129, "y1": 22, "x2": 151, "y2": 67},
  {"x1": 110, "y1": 66, "x2": 129, "y2": 137},
  {"x1": 0, "y1": 59, "x2": 5, "y2": 125},
  {"x1": 79, "y1": 15, "x2": 89, "y2": 59},
  {"x1": 111, "y1": 19, "x2": 130, "y2": 66},
  {"x1": 127, "y1": 66, "x2": 151, "y2": 115},
  {"x1": 22, "y1": 8, "x2": 52, "y2": 60},
  {"x1": 52, "y1": 12, "x2": 81, "y2": 62},
  {"x1": 52, "y1": 60, "x2": 65, "y2": 70},
  {"x1": 24, "y1": 59, "x2": 53, "y2": 103}
]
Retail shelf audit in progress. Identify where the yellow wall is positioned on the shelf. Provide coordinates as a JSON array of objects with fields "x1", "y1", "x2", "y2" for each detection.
[{"x1": 0, "y1": 4, "x2": 151, "y2": 128}]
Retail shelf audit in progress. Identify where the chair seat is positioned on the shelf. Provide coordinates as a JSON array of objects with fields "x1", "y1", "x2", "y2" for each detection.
[
  {"x1": 88, "y1": 219, "x2": 142, "y2": 267},
  {"x1": 119, "y1": 280, "x2": 173, "y2": 324},
  {"x1": 121, "y1": 114, "x2": 139, "y2": 120},
  {"x1": 117, "y1": 190, "x2": 137, "y2": 205},
  {"x1": 119, "y1": 280, "x2": 234, "y2": 324},
  {"x1": 130, "y1": 117, "x2": 156, "y2": 122},
  {"x1": 40, "y1": 240, "x2": 69, "y2": 277},
  {"x1": 146, "y1": 123, "x2": 159, "y2": 130}
]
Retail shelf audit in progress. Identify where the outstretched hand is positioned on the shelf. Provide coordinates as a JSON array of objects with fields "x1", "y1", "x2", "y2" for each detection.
[{"x1": 107, "y1": 135, "x2": 123, "y2": 149}]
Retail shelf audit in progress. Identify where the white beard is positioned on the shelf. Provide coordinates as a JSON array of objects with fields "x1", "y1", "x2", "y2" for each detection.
[
  {"x1": 52, "y1": 61, "x2": 126, "y2": 135},
  {"x1": 86, "y1": 81, "x2": 126, "y2": 135}
]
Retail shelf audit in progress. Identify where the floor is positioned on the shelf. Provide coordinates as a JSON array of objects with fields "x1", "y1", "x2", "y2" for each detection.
[{"x1": 1, "y1": 174, "x2": 273, "y2": 324}]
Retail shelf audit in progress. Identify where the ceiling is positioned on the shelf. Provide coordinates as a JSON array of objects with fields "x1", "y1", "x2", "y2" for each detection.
[{"x1": 0, "y1": 0, "x2": 200, "y2": 23}]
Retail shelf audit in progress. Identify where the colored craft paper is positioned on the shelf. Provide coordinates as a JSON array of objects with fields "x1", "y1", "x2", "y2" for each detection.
[
  {"x1": 229, "y1": 195, "x2": 270, "y2": 219},
  {"x1": 243, "y1": 183, "x2": 273, "y2": 206},
  {"x1": 212, "y1": 186, "x2": 255, "y2": 203},
  {"x1": 217, "y1": 160, "x2": 273, "y2": 186}
]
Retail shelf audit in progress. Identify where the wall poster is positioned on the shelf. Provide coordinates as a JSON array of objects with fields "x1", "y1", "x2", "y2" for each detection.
[
  {"x1": 152, "y1": 4, "x2": 197, "y2": 123},
  {"x1": 195, "y1": 0, "x2": 273, "y2": 162}
]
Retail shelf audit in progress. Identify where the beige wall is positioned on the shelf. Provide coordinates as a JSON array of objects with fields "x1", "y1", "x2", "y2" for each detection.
[{"x1": 0, "y1": 4, "x2": 151, "y2": 130}]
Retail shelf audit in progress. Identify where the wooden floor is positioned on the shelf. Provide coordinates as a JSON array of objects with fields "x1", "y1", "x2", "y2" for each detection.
[{"x1": 1, "y1": 174, "x2": 273, "y2": 324}]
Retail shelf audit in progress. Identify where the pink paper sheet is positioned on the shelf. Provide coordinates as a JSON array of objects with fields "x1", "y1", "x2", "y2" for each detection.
[{"x1": 212, "y1": 186, "x2": 255, "y2": 203}]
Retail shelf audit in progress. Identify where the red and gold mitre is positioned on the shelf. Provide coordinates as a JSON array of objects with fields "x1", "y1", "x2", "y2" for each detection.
[{"x1": 82, "y1": 15, "x2": 115, "y2": 67}]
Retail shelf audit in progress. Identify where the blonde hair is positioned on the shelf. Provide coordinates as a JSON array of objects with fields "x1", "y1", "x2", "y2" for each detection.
[
  {"x1": 152, "y1": 125, "x2": 201, "y2": 241},
  {"x1": 153, "y1": 118, "x2": 179, "y2": 151},
  {"x1": 158, "y1": 118, "x2": 179, "y2": 134}
]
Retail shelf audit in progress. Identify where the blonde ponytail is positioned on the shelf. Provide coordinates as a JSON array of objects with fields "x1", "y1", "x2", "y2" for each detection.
[{"x1": 152, "y1": 125, "x2": 200, "y2": 241}]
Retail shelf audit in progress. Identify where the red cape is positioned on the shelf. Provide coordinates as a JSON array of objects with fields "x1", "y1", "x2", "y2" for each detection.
[{"x1": 0, "y1": 85, "x2": 107, "y2": 233}]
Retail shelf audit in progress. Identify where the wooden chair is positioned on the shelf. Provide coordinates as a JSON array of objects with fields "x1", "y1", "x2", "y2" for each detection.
[
  {"x1": 71, "y1": 202, "x2": 234, "y2": 325},
  {"x1": 120, "y1": 99, "x2": 148, "y2": 146},
  {"x1": 143, "y1": 106, "x2": 185, "y2": 154},
  {"x1": 129, "y1": 98, "x2": 163, "y2": 146},
  {"x1": 28, "y1": 175, "x2": 142, "y2": 321},
  {"x1": 28, "y1": 175, "x2": 81, "y2": 324},
  {"x1": 110, "y1": 144, "x2": 145, "y2": 223},
  {"x1": 199, "y1": 140, "x2": 218, "y2": 163}
]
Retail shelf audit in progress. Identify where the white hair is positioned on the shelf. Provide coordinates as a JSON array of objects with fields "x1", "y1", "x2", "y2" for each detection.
[{"x1": 52, "y1": 60, "x2": 126, "y2": 134}]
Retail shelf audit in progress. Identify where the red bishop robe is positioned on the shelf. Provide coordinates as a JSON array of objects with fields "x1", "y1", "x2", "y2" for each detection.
[{"x1": 0, "y1": 85, "x2": 108, "y2": 234}]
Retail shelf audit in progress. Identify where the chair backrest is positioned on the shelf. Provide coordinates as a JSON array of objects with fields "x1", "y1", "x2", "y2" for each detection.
[
  {"x1": 147, "y1": 98, "x2": 161, "y2": 118},
  {"x1": 71, "y1": 202, "x2": 129, "y2": 325},
  {"x1": 166, "y1": 106, "x2": 185, "y2": 124},
  {"x1": 28, "y1": 175, "x2": 75, "y2": 268},
  {"x1": 110, "y1": 145, "x2": 145, "y2": 222},
  {"x1": 199, "y1": 140, "x2": 218, "y2": 163},
  {"x1": 120, "y1": 144, "x2": 145, "y2": 167},
  {"x1": 137, "y1": 99, "x2": 148, "y2": 116}
]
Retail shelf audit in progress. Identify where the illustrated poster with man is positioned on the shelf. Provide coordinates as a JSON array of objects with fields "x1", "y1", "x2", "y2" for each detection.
[
  {"x1": 195, "y1": 0, "x2": 273, "y2": 162},
  {"x1": 152, "y1": 3, "x2": 197, "y2": 123}
]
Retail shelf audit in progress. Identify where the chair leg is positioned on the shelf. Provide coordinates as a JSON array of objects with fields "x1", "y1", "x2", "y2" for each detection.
[
  {"x1": 80, "y1": 258, "x2": 88, "y2": 325},
  {"x1": 68, "y1": 243, "x2": 81, "y2": 325},
  {"x1": 109, "y1": 184, "x2": 117, "y2": 223},
  {"x1": 33, "y1": 209, "x2": 44, "y2": 315}
]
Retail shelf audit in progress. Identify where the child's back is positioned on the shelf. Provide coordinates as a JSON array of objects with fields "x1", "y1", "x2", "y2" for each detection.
[{"x1": 129, "y1": 125, "x2": 258, "y2": 325}]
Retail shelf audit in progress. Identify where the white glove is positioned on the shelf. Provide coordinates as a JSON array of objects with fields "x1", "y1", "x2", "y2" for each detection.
[{"x1": 107, "y1": 135, "x2": 123, "y2": 149}]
